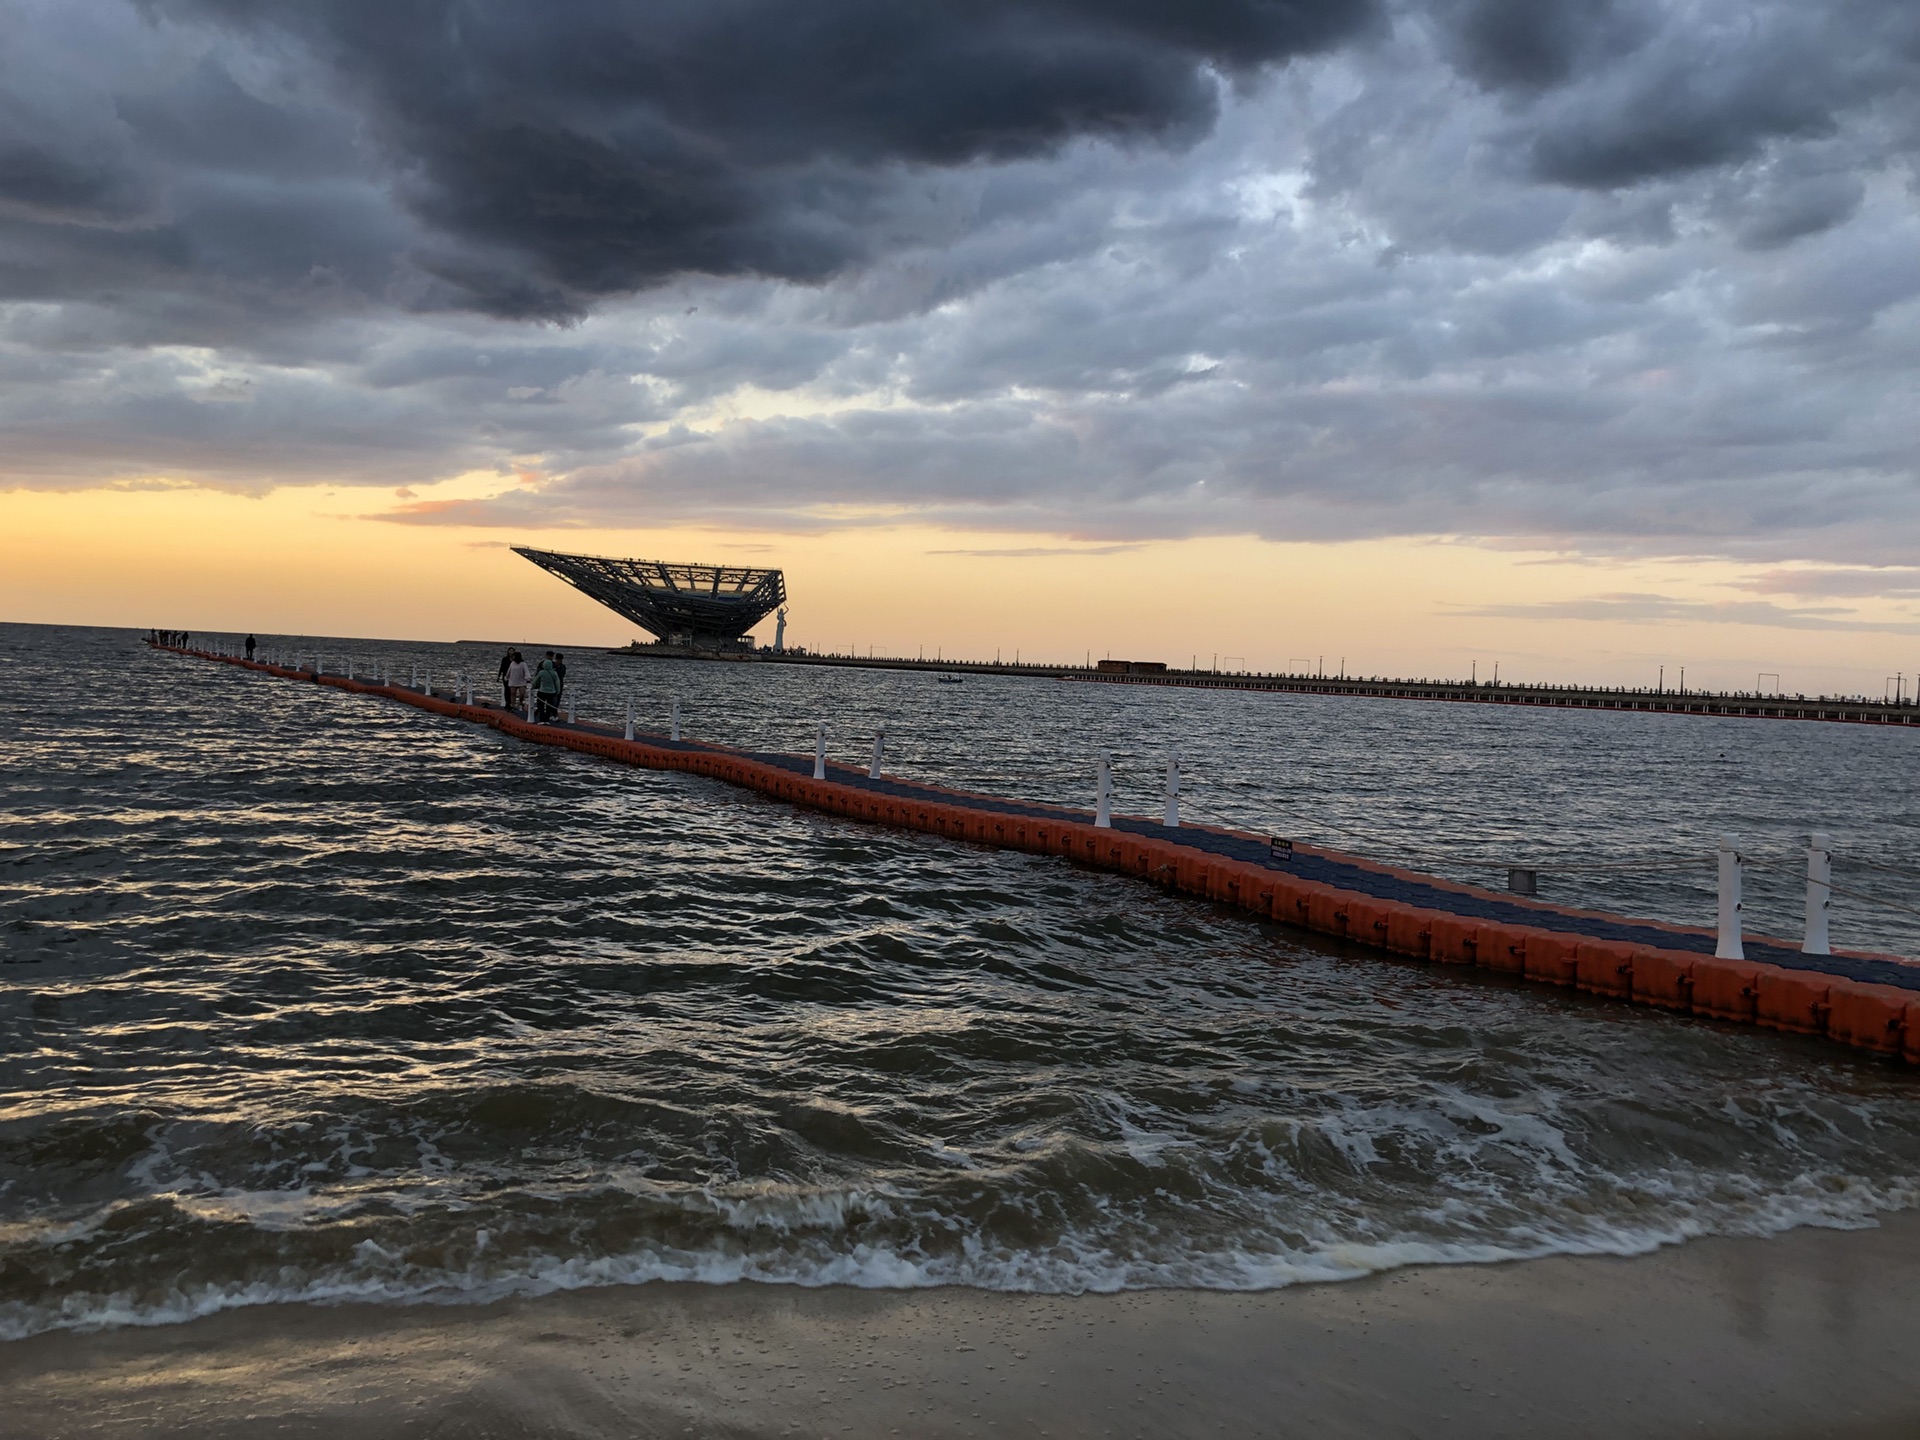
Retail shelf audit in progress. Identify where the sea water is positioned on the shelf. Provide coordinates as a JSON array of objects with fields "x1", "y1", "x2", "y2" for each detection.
[{"x1": 3, "y1": 621, "x2": 1918, "y2": 1340}]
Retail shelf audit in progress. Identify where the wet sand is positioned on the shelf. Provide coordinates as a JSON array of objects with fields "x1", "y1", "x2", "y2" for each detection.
[{"x1": 6, "y1": 1214, "x2": 1920, "y2": 1439}]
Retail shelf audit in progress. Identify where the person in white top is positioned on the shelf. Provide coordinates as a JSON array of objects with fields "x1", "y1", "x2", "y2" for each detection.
[{"x1": 505, "y1": 652, "x2": 531, "y2": 712}]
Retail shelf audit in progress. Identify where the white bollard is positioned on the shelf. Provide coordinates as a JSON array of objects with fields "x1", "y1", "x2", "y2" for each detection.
[
  {"x1": 671, "y1": 697, "x2": 681, "y2": 742},
  {"x1": 1095, "y1": 748, "x2": 1113, "y2": 829},
  {"x1": 1715, "y1": 835, "x2": 1745, "y2": 960},
  {"x1": 1803, "y1": 832, "x2": 1833, "y2": 955},
  {"x1": 526, "y1": 690, "x2": 536, "y2": 723},
  {"x1": 566, "y1": 697, "x2": 575, "y2": 724},
  {"x1": 814, "y1": 723, "x2": 828, "y2": 780},
  {"x1": 410, "y1": 663, "x2": 419, "y2": 691},
  {"x1": 869, "y1": 727, "x2": 886, "y2": 780},
  {"x1": 624, "y1": 700, "x2": 635, "y2": 742},
  {"x1": 1164, "y1": 753, "x2": 1181, "y2": 828},
  {"x1": 348, "y1": 659, "x2": 355, "y2": 680}
]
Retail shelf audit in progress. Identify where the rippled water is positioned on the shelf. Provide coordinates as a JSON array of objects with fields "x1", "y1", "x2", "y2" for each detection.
[{"x1": 4, "y1": 621, "x2": 1919, "y2": 1341}]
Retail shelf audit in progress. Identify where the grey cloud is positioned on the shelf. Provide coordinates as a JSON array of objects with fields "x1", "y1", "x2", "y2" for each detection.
[
  {"x1": 1734, "y1": 569, "x2": 1920, "y2": 600},
  {"x1": 1456, "y1": 593, "x2": 1920, "y2": 635},
  {"x1": 1439, "y1": 0, "x2": 1650, "y2": 93},
  {"x1": 1728, "y1": 166, "x2": 1866, "y2": 252},
  {"x1": 1524, "y1": 51, "x2": 1841, "y2": 190},
  {"x1": 0, "y1": 132, "x2": 157, "y2": 230},
  {"x1": 926, "y1": 544, "x2": 1147, "y2": 557},
  {"x1": 1416, "y1": 0, "x2": 1920, "y2": 199}
]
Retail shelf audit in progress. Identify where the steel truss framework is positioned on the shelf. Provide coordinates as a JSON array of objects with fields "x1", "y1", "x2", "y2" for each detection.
[{"x1": 513, "y1": 546, "x2": 787, "y2": 646}]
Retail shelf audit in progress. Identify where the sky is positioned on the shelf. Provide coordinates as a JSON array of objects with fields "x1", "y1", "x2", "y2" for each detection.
[{"x1": 2, "y1": 0, "x2": 1918, "y2": 695}]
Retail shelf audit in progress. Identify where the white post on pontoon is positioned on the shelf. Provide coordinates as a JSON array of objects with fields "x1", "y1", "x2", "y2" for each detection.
[
  {"x1": 1715, "y1": 835, "x2": 1745, "y2": 960},
  {"x1": 1803, "y1": 832, "x2": 1833, "y2": 956}
]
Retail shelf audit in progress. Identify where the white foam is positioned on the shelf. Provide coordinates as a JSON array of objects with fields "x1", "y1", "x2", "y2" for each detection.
[{"x1": 4, "y1": 1171, "x2": 1914, "y2": 1344}]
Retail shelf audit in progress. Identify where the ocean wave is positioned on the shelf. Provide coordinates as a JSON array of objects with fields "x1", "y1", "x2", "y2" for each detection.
[
  {"x1": 3, "y1": 1159, "x2": 1915, "y2": 1342},
  {"x1": 6, "y1": 623, "x2": 1920, "y2": 1344}
]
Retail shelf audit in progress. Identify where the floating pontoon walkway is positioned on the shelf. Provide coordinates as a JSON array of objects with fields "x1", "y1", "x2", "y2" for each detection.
[{"x1": 170, "y1": 645, "x2": 1920, "y2": 1065}]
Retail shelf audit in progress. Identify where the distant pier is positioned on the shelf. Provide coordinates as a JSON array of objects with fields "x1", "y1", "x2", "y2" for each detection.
[{"x1": 611, "y1": 643, "x2": 1920, "y2": 728}]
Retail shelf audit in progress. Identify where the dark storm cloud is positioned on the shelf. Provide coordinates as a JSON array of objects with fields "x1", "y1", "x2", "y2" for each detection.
[
  {"x1": 3, "y1": 0, "x2": 1919, "y2": 587},
  {"x1": 153, "y1": 0, "x2": 1380, "y2": 318},
  {"x1": 1476, "y1": 0, "x2": 1920, "y2": 193},
  {"x1": 0, "y1": 0, "x2": 1909, "y2": 328},
  {"x1": 1439, "y1": 0, "x2": 1650, "y2": 93}
]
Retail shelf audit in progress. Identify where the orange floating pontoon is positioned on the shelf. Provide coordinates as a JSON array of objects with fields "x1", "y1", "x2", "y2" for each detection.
[{"x1": 168, "y1": 644, "x2": 1920, "y2": 1065}]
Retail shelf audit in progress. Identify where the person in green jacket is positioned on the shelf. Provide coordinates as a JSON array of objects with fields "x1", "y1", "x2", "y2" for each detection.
[{"x1": 533, "y1": 652, "x2": 562, "y2": 722}]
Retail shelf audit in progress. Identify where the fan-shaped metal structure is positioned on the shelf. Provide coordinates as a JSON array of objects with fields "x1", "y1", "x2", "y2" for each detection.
[{"x1": 513, "y1": 546, "x2": 786, "y2": 648}]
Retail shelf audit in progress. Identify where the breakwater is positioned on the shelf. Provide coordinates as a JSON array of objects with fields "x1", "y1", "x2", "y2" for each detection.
[
  {"x1": 169, "y1": 642, "x2": 1920, "y2": 1064},
  {"x1": 609, "y1": 643, "x2": 1920, "y2": 729}
]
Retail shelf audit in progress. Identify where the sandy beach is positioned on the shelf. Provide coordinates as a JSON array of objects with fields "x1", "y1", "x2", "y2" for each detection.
[{"x1": 5, "y1": 1213, "x2": 1918, "y2": 1439}]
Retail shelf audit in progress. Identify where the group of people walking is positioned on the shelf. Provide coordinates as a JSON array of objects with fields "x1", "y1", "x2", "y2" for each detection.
[
  {"x1": 499, "y1": 648, "x2": 568, "y2": 721},
  {"x1": 151, "y1": 629, "x2": 258, "y2": 659}
]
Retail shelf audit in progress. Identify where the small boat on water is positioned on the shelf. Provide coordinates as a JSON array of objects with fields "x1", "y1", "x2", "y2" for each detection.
[{"x1": 937, "y1": 673, "x2": 964, "y2": 685}]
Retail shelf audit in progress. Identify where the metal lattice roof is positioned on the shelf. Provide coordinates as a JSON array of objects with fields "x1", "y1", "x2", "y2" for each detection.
[{"x1": 513, "y1": 546, "x2": 786, "y2": 643}]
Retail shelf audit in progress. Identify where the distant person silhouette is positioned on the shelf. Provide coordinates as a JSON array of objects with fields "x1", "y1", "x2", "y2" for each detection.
[
  {"x1": 552, "y1": 651, "x2": 567, "y2": 705},
  {"x1": 498, "y1": 648, "x2": 514, "y2": 706},
  {"x1": 245, "y1": 635, "x2": 256, "y2": 660}
]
